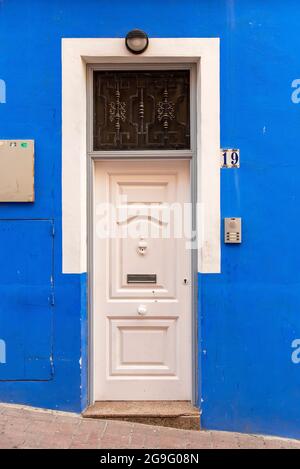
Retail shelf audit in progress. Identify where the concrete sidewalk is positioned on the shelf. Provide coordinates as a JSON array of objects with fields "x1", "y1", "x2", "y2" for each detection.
[{"x1": 0, "y1": 403, "x2": 299, "y2": 449}]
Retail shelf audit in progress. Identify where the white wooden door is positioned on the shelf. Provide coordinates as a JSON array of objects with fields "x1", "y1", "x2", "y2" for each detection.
[{"x1": 93, "y1": 160, "x2": 191, "y2": 400}]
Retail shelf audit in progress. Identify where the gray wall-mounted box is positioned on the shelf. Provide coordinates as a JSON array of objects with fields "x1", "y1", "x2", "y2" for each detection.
[
  {"x1": 224, "y1": 217, "x2": 242, "y2": 244},
  {"x1": 0, "y1": 140, "x2": 34, "y2": 202}
]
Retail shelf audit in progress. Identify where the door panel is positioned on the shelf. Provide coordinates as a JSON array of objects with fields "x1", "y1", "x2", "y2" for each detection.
[
  {"x1": 110, "y1": 318, "x2": 177, "y2": 376},
  {"x1": 110, "y1": 173, "x2": 177, "y2": 299},
  {"x1": 94, "y1": 160, "x2": 191, "y2": 400}
]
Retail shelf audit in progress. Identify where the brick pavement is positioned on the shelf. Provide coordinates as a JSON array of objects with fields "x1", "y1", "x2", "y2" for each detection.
[{"x1": 0, "y1": 403, "x2": 299, "y2": 449}]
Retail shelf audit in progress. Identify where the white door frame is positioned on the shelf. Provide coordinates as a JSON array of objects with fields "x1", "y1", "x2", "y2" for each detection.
[
  {"x1": 61, "y1": 38, "x2": 221, "y2": 407},
  {"x1": 88, "y1": 63, "x2": 196, "y2": 404}
]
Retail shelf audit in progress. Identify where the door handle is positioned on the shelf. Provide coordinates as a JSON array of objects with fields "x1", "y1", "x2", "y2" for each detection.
[{"x1": 137, "y1": 304, "x2": 147, "y2": 316}]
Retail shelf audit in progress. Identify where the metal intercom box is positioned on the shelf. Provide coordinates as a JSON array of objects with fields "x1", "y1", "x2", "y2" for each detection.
[
  {"x1": 224, "y1": 217, "x2": 242, "y2": 244},
  {"x1": 0, "y1": 140, "x2": 34, "y2": 202}
]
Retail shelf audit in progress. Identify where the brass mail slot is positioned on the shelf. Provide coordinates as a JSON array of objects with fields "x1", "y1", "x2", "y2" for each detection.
[{"x1": 127, "y1": 274, "x2": 157, "y2": 284}]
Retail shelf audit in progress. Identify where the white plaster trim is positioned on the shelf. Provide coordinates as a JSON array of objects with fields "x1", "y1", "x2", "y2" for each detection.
[{"x1": 62, "y1": 38, "x2": 220, "y2": 274}]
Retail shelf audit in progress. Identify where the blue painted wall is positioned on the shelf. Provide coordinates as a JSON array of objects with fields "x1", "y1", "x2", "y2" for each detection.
[{"x1": 0, "y1": 0, "x2": 300, "y2": 438}]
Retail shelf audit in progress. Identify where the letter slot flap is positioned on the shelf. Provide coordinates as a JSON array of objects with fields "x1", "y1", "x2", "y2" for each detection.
[{"x1": 127, "y1": 274, "x2": 157, "y2": 284}]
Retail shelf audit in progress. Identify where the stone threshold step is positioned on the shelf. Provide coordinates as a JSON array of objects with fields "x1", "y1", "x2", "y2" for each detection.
[{"x1": 83, "y1": 401, "x2": 200, "y2": 431}]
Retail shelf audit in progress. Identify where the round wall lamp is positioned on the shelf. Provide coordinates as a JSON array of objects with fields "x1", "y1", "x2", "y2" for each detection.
[{"x1": 125, "y1": 29, "x2": 149, "y2": 54}]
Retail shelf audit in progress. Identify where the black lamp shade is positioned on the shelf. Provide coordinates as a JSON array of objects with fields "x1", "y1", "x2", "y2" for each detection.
[{"x1": 125, "y1": 29, "x2": 149, "y2": 54}]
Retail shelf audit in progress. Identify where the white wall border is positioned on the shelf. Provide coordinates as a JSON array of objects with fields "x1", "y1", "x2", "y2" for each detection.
[{"x1": 62, "y1": 38, "x2": 220, "y2": 274}]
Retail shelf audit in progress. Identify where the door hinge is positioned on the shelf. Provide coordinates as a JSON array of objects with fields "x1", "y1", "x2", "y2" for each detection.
[
  {"x1": 51, "y1": 223, "x2": 55, "y2": 237},
  {"x1": 49, "y1": 292, "x2": 55, "y2": 306}
]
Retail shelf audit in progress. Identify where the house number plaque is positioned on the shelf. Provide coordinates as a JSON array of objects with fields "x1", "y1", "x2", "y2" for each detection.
[{"x1": 220, "y1": 149, "x2": 240, "y2": 168}]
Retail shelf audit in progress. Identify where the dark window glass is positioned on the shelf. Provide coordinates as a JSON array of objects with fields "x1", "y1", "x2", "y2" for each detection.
[{"x1": 93, "y1": 70, "x2": 190, "y2": 151}]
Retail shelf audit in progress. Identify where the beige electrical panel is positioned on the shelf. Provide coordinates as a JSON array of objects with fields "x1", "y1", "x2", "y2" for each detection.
[{"x1": 0, "y1": 140, "x2": 34, "y2": 202}]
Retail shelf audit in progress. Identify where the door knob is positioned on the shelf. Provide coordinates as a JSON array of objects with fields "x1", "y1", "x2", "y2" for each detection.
[{"x1": 137, "y1": 304, "x2": 147, "y2": 316}]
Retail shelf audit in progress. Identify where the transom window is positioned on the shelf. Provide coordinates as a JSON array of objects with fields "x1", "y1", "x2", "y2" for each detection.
[{"x1": 93, "y1": 70, "x2": 190, "y2": 151}]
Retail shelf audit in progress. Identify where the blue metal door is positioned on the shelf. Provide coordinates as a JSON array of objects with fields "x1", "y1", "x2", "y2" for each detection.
[{"x1": 0, "y1": 220, "x2": 54, "y2": 380}]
